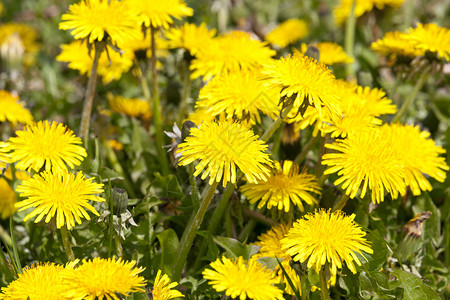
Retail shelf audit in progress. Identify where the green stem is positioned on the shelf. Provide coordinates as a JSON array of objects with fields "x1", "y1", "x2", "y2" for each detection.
[
  {"x1": 243, "y1": 209, "x2": 274, "y2": 227},
  {"x1": 108, "y1": 185, "x2": 114, "y2": 258},
  {"x1": 260, "y1": 104, "x2": 294, "y2": 142},
  {"x1": 80, "y1": 43, "x2": 102, "y2": 146},
  {"x1": 293, "y1": 135, "x2": 320, "y2": 165},
  {"x1": 60, "y1": 226, "x2": 75, "y2": 262},
  {"x1": 188, "y1": 164, "x2": 200, "y2": 209},
  {"x1": 139, "y1": 63, "x2": 151, "y2": 101},
  {"x1": 319, "y1": 268, "x2": 330, "y2": 300},
  {"x1": 300, "y1": 271, "x2": 308, "y2": 300},
  {"x1": 344, "y1": 0, "x2": 356, "y2": 80},
  {"x1": 179, "y1": 59, "x2": 191, "y2": 122},
  {"x1": 172, "y1": 181, "x2": 219, "y2": 282},
  {"x1": 402, "y1": 0, "x2": 414, "y2": 31},
  {"x1": 332, "y1": 193, "x2": 350, "y2": 212},
  {"x1": 392, "y1": 68, "x2": 430, "y2": 123},
  {"x1": 9, "y1": 217, "x2": 21, "y2": 272},
  {"x1": 150, "y1": 26, "x2": 170, "y2": 176}
]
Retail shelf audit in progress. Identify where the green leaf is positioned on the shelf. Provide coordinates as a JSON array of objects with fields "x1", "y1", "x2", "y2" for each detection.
[
  {"x1": 390, "y1": 269, "x2": 440, "y2": 300},
  {"x1": 412, "y1": 192, "x2": 440, "y2": 245},
  {"x1": 197, "y1": 231, "x2": 219, "y2": 263},
  {"x1": 156, "y1": 229, "x2": 179, "y2": 277},
  {"x1": 213, "y1": 236, "x2": 260, "y2": 260},
  {"x1": 364, "y1": 230, "x2": 390, "y2": 272},
  {"x1": 99, "y1": 167, "x2": 123, "y2": 182}
]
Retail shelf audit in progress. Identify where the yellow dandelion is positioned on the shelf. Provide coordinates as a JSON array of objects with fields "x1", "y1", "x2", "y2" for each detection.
[
  {"x1": 0, "y1": 90, "x2": 33, "y2": 126},
  {"x1": 402, "y1": 23, "x2": 450, "y2": 61},
  {"x1": 0, "y1": 262, "x2": 69, "y2": 300},
  {"x1": 281, "y1": 209, "x2": 373, "y2": 286},
  {"x1": 128, "y1": 0, "x2": 193, "y2": 29},
  {"x1": 0, "y1": 178, "x2": 16, "y2": 219},
  {"x1": 117, "y1": 29, "x2": 169, "y2": 59},
  {"x1": 203, "y1": 256, "x2": 284, "y2": 300},
  {"x1": 260, "y1": 53, "x2": 341, "y2": 117},
  {"x1": 151, "y1": 270, "x2": 184, "y2": 300},
  {"x1": 312, "y1": 42, "x2": 353, "y2": 65},
  {"x1": 177, "y1": 120, "x2": 272, "y2": 187},
  {"x1": 0, "y1": 23, "x2": 39, "y2": 65},
  {"x1": 371, "y1": 31, "x2": 424, "y2": 59},
  {"x1": 265, "y1": 19, "x2": 308, "y2": 48},
  {"x1": 334, "y1": 0, "x2": 374, "y2": 25},
  {"x1": 322, "y1": 127, "x2": 407, "y2": 204},
  {"x1": 108, "y1": 94, "x2": 152, "y2": 120},
  {"x1": 15, "y1": 168, "x2": 105, "y2": 229},
  {"x1": 165, "y1": 23, "x2": 216, "y2": 56},
  {"x1": 0, "y1": 142, "x2": 11, "y2": 168},
  {"x1": 190, "y1": 31, "x2": 276, "y2": 80},
  {"x1": 197, "y1": 69, "x2": 279, "y2": 124},
  {"x1": 108, "y1": 139, "x2": 124, "y2": 151},
  {"x1": 63, "y1": 257, "x2": 146, "y2": 300},
  {"x1": 186, "y1": 109, "x2": 219, "y2": 125},
  {"x1": 57, "y1": 41, "x2": 134, "y2": 84},
  {"x1": 253, "y1": 223, "x2": 302, "y2": 295},
  {"x1": 59, "y1": 0, "x2": 141, "y2": 45},
  {"x1": 8, "y1": 121, "x2": 87, "y2": 172},
  {"x1": 384, "y1": 123, "x2": 449, "y2": 196},
  {"x1": 242, "y1": 160, "x2": 320, "y2": 212}
]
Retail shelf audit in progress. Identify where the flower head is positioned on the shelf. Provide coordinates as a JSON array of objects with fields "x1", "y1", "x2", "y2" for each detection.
[
  {"x1": 371, "y1": 31, "x2": 424, "y2": 59},
  {"x1": 0, "y1": 263, "x2": 68, "y2": 299},
  {"x1": 203, "y1": 256, "x2": 284, "y2": 300},
  {"x1": 305, "y1": 42, "x2": 353, "y2": 65},
  {"x1": 0, "y1": 90, "x2": 33, "y2": 126},
  {"x1": 8, "y1": 121, "x2": 87, "y2": 172},
  {"x1": 402, "y1": 23, "x2": 450, "y2": 61},
  {"x1": 322, "y1": 127, "x2": 407, "y2": 204},
  {"x1": 191, "y1": 31, "x2": 275, "y2": 80},
  {"x1": 197, "y1": 70, "x2": 279, "y2": 124},
  {"x1": 128, "y1": 0, "x2": 193, "y2": 29},
  {"x1": 108, "y1": 94, "x2": 151, "y2": 120},
  {"x1": 151, "y1": 270, "x2": 184, "y2": 300},
  {"x1": 165, "y1": 23, "x2": 216, "y2": 56},
  {"x1": 59, "y1": 0, "x2": 141, "y2": 45},
  {"x1": 57, "y1": 41, "x2": 134, "y2": 84},
  {"x1": 265, "y1": 19, "x2": 308, "y2": 48},
  {"x1": 334, "y1": 0, "x2": 404, "y2": 25},
  {"x1": 177, "y1": 120, "x2": 272, "y2": 187},
  {"x1": 0, "y1": 142, "x2": 11, "y2": 168},
  {"x1": 253, "y1": 223, "x2": 301, "y2": 295},
  {"x1": 16, "y1": 169, "x2": 105, "y2": 229},
  {"x1": 63, "y1": 257, "x2": 146, "y2": 300},
  {"x1": 0, "y1": 178, "x2": 16, "y2": 219},
  {"x1": 261, "y1": 53, "x2": 341, "y2": 117},
  {"x1": 242, "y1": 160, "x2": 320, "y2": 212},
  {"x1": 281, "y1": 209, "x2": 373, "y2": 286}
]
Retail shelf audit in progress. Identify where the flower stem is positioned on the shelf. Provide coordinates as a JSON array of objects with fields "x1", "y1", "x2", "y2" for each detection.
[
  {"x1": 139, "y1": 62, "x2": 151, "y2": 100},
  {"x1": 9, "y1": 217, "x2": 21, "y2": 272},
  {"x1": 107, "y1": 185, "x2": 114, "y2": 258},
  {"x1": 344, "y1": 0, "x2": 356, "y2": 80},
  {"x1": 332, "y1": 193, "x2": 350, "y2": 212},
  {"x1": 319, "y1": 268, "x2": 330, "y2": 300},
  {"x1": 150, "y1": 26, "x2": 170, "y2": 176},
  {"x1": 392, "y1": 68, "x2": 430, "y2": 123},
  {"x1": 293, "y1": 134, "x2": 320, "y2": 165},
  {"x1": 179, "y1": 58, "x2": 191, "y2": 122},
  {"x1": 260, "y1": 103, "x2": 293, "y2": 142},
  {"x1": 188, "y1": 164, "x2": 200, "y2": 209},
  {"x1": 172, "y1": 181, "x2": 219, "y2": 282},
  {"x1": 60, "y1": 226, "x2": 75, "y2": 261},
  {"x1": 80, "y1": 43, "x2": 102, "y2": 146}
]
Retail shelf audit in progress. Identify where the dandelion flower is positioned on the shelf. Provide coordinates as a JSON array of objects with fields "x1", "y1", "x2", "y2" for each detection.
[
  {"x1": 197, "y1": 70, "x2": 279, "y2": 124},
  {"x1": 265, "y1": 19, "x2": 308, "y2": 48},
  {"x1": 16, "y1": 169, "x2": 105, "y2": 229},
  {"x1": 117, "y1": 29, "x2": 170, "y2": 60},
  {"x1": 128, "y1": 0, "x2": 193, "y2": 29},
  {"x1": 59, "y1": 0, "x2": 141, "y2": 45},
  {"x1": 281, "y1": 209, "x2": 373, "y2": 286},
  {"x1": 253, "y1": 223, "x2": 301, "y2": 295},
  {"x1": 384, "y1": 123, "x2": 449, "y2": 195},
  {"x1": 334, "y1": 0, "x2": 404, "y2": 25},
  {"x1": 242, "y1": 160, "x2": 320, "y2": 212},
  {"x1": 261, "y1": 53, "x2": 341, "y2": 117},
  {"x1": 0, "y1": 90, "x2": 33, "y2": 126},
  {"x1": 309, "y1": 42, "x2": 353, "y2": 65},
  {"x1": 177, "y1": 120, "x2": 272, "y2": 187},
  {"x1": 322, "y1": 127, "x2": 407, "y2": 204},
  {"x1": 203, "y1": 256, "x2": 284, "y2": 300},
  {"x1": 151, "y1": 270, "x2": 184, "y2": 300},
  {"x1": 108, "y1": 94, "x2": 151, "y2": 120},
  {"x1": 57, "y1": 41, "x2": 134, "y2": 84},
  {"x1": 8, "y1": 121, "x2": 87, "y2": 172},
  {"x1": 0, "y1": 142, "x2": 11, "y2": 168},
  {"x1": 165, "y1": 23, "x2": 216, "y2": 56},
  {"x1": 63, "y1": 257, "x2": 146, "y2": 300},
  {"x1": 0, "y1": 178, "x2": 16, "y2": 219},
  {"x1": 402, "y1": 23, "x2": 450, "y2": 61},
  {"x1": 371, "y1": 31, "x2": 423, "y2": 59},
  {"x1": 191, "y1": 31, "x2": 275, "y2": 80},
  {"x1": 0, "y1": 262, "x2": 69, "y2": 300}
]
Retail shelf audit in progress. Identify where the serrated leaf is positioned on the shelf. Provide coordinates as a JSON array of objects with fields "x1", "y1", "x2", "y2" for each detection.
[{"x1": 390, "y1": 269, "x2": 440, "y2": 300}]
